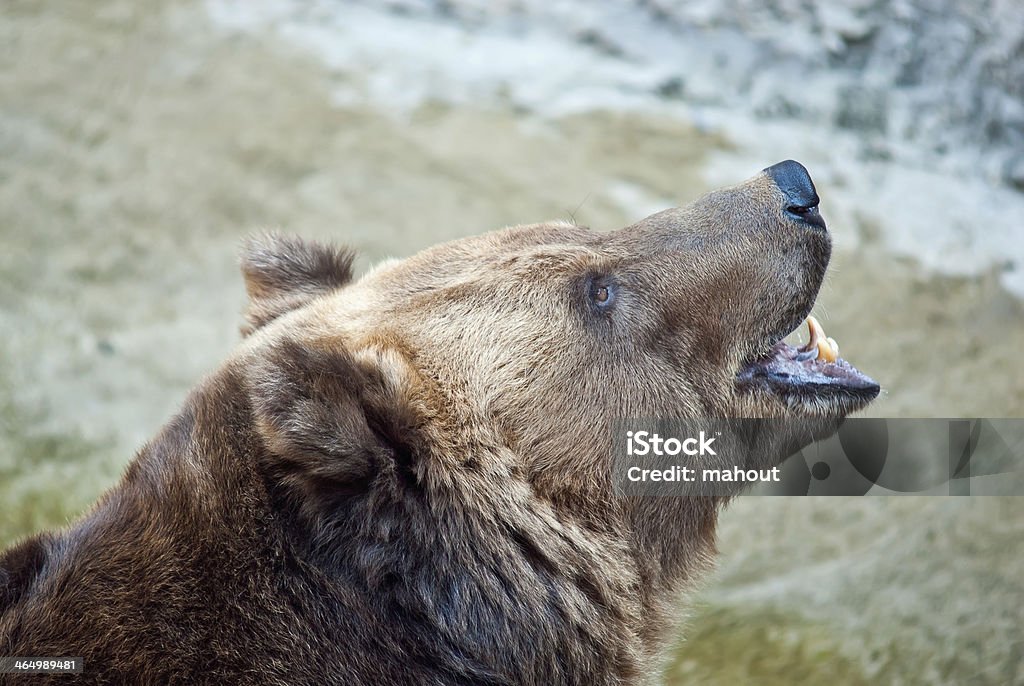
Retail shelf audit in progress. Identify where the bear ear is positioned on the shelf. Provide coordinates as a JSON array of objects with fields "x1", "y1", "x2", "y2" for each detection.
[
  {"x1": 240, "y1": 233, "x2": 356, "y2": 335},
  {"x1": 248, "y1": 339, "x2": 421, "y2": 521}
]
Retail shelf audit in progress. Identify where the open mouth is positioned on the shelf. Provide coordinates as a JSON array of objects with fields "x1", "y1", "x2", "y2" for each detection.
[{"x1": 736, "y1": 315, "x2": 880, "y2": 413}]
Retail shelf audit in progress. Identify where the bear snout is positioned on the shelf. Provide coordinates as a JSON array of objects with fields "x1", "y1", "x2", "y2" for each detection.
[{"x1": 763, "y1": 159, "x2": 826, "y2": 231}]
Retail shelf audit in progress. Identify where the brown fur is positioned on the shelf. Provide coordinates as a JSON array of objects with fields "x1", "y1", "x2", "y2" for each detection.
[{"x1": 0, "y1": 169, "x2": 872, "y2": 684}]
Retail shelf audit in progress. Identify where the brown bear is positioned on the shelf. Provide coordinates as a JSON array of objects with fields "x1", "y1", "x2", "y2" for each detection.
[{"x1": 0, "y1": 161, "x2": 877, "y2": 685}]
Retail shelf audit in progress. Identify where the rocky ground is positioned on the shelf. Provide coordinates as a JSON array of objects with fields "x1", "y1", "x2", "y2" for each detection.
[{"x1": 1, "y1": 1, "x2": 1021, "y2": 683}]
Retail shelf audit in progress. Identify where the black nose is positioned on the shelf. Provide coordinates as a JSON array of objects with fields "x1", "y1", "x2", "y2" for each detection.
[{"x1": 763, "y1": 159, "x2": 825, "y2": 230}]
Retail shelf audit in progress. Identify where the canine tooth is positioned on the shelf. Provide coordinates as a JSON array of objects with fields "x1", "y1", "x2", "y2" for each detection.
[
  {"x1": 800, "y1": 316, "x2": 837, "y2": 363},
  {"x1": 805, "y1": 315, "x2": 826, "y2": 343},
  {"x1": 798, "y1": 315, "x2": 822, "y2": 353},
  {"x1": 827, "y1": 336, "x2": 840, "y2": 358},
  {"x1": 816, "y1": 339, "x2": 836, "y2": 363}
]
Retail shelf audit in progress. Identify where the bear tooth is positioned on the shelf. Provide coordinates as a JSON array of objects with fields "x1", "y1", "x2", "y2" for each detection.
[
  {"x1": 798, "y1": 316, "x2": 820, "y2": 353},
  {"x1": 800, "y1": 315, "x2": 838, "y2": 363},
  {"x1": 826, "y1": 336, "x2": 840, "y2": 359},
  {"x1": 816, "y1": 339, "x2": 837, "y2": 363}
]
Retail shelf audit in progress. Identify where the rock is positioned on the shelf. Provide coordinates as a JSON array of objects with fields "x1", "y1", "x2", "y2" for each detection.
[
  {"x1": 1003, "y1": 155, "x2": 1024, "y2": 192},
  {"x1": 835, "y1": 85, "x2": 887, "y2": 134}
]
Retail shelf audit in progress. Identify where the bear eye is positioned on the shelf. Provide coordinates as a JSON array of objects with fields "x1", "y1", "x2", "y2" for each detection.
[{"x1": 589, "y1": 281, "x2": 616, "y2": 308}]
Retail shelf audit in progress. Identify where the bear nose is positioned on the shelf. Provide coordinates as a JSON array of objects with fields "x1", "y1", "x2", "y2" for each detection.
[{"x1": 763, "y1": 159, "x2": 825, "y2": 230}]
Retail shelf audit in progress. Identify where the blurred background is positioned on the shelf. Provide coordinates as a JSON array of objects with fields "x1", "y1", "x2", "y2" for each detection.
[{"x1": 1, "y1": 1, "x2": 1022, "y2": 683}]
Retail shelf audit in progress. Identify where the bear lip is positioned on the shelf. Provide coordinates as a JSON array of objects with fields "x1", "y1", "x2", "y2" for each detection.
[{"x1": 735, "y1": 338, "x2": 880, "y2": 413}]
